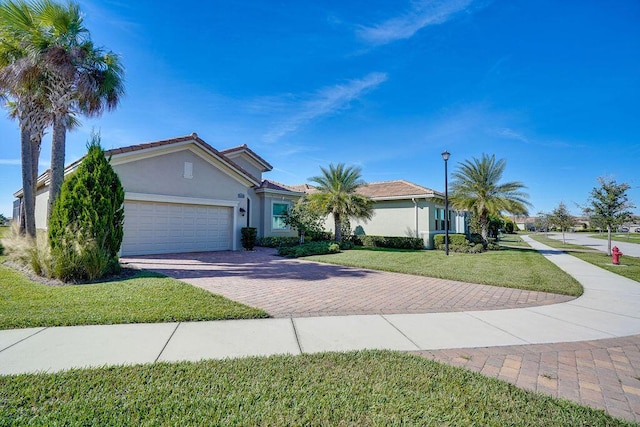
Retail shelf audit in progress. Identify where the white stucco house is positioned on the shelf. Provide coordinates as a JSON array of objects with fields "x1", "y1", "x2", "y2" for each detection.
[{"x1": 14, "y1": 133, "x2": 467, "y2": 255}]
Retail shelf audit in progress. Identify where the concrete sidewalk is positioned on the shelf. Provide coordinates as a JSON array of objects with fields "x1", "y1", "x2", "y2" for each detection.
[{"x1": 1, "y1": 235, "x2": 639, "y2": 377}]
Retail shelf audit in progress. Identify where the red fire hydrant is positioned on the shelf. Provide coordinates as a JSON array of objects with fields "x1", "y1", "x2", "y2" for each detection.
[{"x1": 612, "y1": 246, "x2": 623, "y2": 265}]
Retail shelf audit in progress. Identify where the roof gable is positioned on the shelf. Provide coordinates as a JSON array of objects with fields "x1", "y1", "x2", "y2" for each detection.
[
  {"x1": 14, "y1": 133, "x2": 266, "y2": 197},
  {"x1": 220, "y1": 144, "x2": 273, "y2": 172},
  {"x1": 106, "y1": 133, "x2": 260, "y2": 185}
]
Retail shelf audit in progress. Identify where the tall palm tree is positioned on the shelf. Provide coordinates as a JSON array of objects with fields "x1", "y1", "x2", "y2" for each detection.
[
  {"x1": 0, "y1": 0, "x2": 51, "y2": 236},
  {"x1": 307, "y1": 163, "x2": 374, "y2": 242},
  {"x1": 0, "y1": 0, "x2": 124, "y2": 231},
  {"x1": 450, "y1": 154, "x2": 530, "y2": 243},
  {"x1": 33, "y1": 0, "x2": 124, "y2": 220}
]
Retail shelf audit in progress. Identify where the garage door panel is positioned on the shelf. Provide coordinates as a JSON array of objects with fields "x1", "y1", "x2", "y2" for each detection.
[{"x1": 121, "y1": 201, "x2": 233, "y2": 255}]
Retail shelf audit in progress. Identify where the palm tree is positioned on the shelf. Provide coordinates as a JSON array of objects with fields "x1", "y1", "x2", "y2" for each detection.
[
  {"x1": 307, "y1": 163, "x2": 374, "y2": 242},
  {"x1": 32, "y1": 0, "x2": 124, "y2": 220},
  {"x1": 0, "y1": 0, "x2": 124, "y2": 231},
  {"x1": 450, "y1": 154, "x2": 530, "y2": 244},
  {"x1": 0, "y1": 0, "x2": 51, "y2": 236}
]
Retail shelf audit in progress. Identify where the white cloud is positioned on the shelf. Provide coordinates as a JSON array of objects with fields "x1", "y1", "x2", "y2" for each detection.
[
  {"x1": 493, "y1": 127, "x2": 530, "y2": 143},
  {"x1": 357, "y1": 0, "x2": 477, "y2": 46},
  {"x1": 0, "y1": 159, "x2": 21, "y2": 165},
  {"x1": 263, "y1": 72, "x2": 388, "y2": 142}
]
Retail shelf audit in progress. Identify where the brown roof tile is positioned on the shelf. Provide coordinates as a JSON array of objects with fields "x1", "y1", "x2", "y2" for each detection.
[
  {"x1": 287, "y1": 183, "x2": 319, "y2": 194},
  {"x1": 287, "y1": 180, "x2": 440, "y2": 199},
  {"x1": 356, "y1": 180, "x2": 438, "y2": 198},
  {"x1": 259, "y1": 180, "x2": 302, "y2": 193}
]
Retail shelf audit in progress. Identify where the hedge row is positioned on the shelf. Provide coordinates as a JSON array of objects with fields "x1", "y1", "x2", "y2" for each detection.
[
  {"x1": 434, "y1": 233, "x2": 501, "y2": 253},
  {"x1": 352, "y1": 235, "x2": 424, "y2": 250},
  {"x1": 255, "y1": 237, "x2": 300, "y2": 248},
  {"x1": 277, "y1": 241, "x2": 340, "y2": 257},
  {"x1": 433, "y1": 234, "x2": 468, "y2": 246}
]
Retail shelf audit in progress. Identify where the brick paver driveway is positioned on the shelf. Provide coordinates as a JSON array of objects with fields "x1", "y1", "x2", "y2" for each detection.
[{"x1": 122, "y1": 247, "x2": 573, "y2": 317}]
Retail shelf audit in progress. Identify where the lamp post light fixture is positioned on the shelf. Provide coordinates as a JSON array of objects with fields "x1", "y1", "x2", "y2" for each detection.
[{"x1": 441, "y1": 151, "x2": 450, "y2": 256}]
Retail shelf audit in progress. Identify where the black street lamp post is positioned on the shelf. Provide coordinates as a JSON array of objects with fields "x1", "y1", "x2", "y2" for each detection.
[{"x1": 441, "y1": 151, "x2": 450, "y2": 256}]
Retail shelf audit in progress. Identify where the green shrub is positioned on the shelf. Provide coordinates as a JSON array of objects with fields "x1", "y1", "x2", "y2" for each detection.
[
  {"x1": 433, "y1": 234, "x2": 468, "y2": 246},
  {"x1": 255, "y1": 236, "x2": 300, "y2": 248},
  {"x1": 505, "y1": 220, "x2": 515, "y2": 234},
  {"x1": 277, "y1": 241, "x2": 341, "y2": 257},
  {"x1": 48, "y1": 134, "x2": 124, "y2": 282},
  {"x1": 241, "y1": 227, "x2": 257, "y2": 250},
  {"x1": 339, "y1": 240, "x2": 354, "y2": 250},
  {"x1": 433, "y1": 234, "x2": 490, "y2": 253},
  {"x1": 468, "y1": 233, "x2": 484, "y2": 245},
  {"x1": 358, "y1": 235, "x2": 424, "y2": 250}
]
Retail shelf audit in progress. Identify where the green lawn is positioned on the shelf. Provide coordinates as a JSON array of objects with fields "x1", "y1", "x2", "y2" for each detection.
[
  {"x1": 307, "y1": 246, "x2": 583, "y2": 296},
  {"x1": 589, "y1": 232, "x2": 640, "y2": 244},
  {"x1": 0, "y1": 261, "x2": 267, "y2": 330},
  {"x1": 0, "y1": 351, "x2": 630, "y2": 426},
  {"x1": 498, "y1": 233, "x2": 530, "y2": 247}
]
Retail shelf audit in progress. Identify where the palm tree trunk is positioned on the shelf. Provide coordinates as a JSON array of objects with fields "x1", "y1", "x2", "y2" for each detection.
[
  {"x1": 334, "y1": 213, "x2": 342, "y2": 242},
  {"x1": 480, "y1": 212, "x2": 489, "y2": 244},
  {"x1": 47, "y1": 117, "x2": 66, "y2": 221},
  {"x1": 20, "y1": 124, "x2": 36, "y2": 237}
]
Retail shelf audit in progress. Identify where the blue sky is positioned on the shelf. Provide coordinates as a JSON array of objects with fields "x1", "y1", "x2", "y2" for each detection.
[{"x1": 1, "y1": 0, "x2": 639, "y2": 218}]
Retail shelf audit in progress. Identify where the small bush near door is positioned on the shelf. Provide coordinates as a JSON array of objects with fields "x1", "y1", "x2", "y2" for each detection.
[{"x1": 241, "y1": 227, "x2": 257, "y2": 250}]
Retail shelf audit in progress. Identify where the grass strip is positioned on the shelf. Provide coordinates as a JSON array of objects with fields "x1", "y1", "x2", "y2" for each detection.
[
  {"x1": 529, "y1": 235, "x2": 640, "y2": 283},
  {"x1": 498, "y1": 233, "x2": 530, "y2": 247},
  {"x1": 307, "y1": 246, "x2": 583, "y2": 296},
  {"x1": 0, "y1": 262, "x2": 267, "y2": 329},
  {"x1": 588, "y1": 232, "x2": 640, "y2": 244},
  {"x1": 528, "y1": 234, "x2": 598, "y2": 251},
  {"x1": 0, "y1": 351, "x2": 631, "y2": 426}
]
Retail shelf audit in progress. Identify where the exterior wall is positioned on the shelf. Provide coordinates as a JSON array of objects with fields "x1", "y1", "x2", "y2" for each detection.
[
  {"x1": 326, "y1": 198, "x2": 467, "y2": 249},
  {"x1": 12, "y1": 199, "x2": 21, "y2": 223},
  {"x1": 34, "y1": 187, "x2": 50, "y2": 230},
  {"x1": 349, "y1": 199, "x2": 428, "y2": 238},
  {"x1": 257, "y1": 193, "x2": 299, "y2": 238},
  {"x1": 225, "y1": 155, "x2": 263, "y2": 182},
  {"x1": 113, "y1": 149, "x2": 250, "y2": 201}
]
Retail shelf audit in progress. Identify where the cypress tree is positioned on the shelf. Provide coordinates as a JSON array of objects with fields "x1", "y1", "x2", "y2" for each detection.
[{"x1": 49, "y1": 132, "x2": 124, "y2": 281}]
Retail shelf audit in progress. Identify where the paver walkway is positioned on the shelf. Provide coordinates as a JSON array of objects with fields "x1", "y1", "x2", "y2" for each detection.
[
  {"x1": 418, "y1": 334, "x2": 640, "y2": 423},
  {"x1": 122, "y1": 248, "x2": 573, "y2": 317}
]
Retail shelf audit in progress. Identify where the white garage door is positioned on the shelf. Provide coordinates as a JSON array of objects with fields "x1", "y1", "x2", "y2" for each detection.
[{"x1": 121, "y1": 201, "x2": 233, "y2": 255}]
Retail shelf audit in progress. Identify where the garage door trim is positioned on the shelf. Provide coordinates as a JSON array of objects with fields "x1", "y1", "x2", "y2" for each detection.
[{"x1": 125, "y1": 192, "x2": 239, "y2": 208}]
